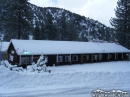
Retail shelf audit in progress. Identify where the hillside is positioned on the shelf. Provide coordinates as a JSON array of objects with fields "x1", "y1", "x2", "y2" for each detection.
[
  {"x1": 0, "y1": 1, "x2": 115, "y2": 42},
  {"x1": 30, "y1": 4, "x2": 115, "y2": 41}
]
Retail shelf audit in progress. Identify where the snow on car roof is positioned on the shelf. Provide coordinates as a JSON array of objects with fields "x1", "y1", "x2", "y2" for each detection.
[{"x1": 9, "y1": 39, "x2": 130, "y2": 55}]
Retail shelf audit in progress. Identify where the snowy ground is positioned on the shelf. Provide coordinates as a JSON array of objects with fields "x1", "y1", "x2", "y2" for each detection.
[{"x1": 0, "y1": 61, "x2": 130, "y2": 97}]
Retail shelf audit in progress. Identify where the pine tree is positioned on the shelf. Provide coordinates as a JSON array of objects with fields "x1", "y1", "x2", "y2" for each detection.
[
  {"x1": 66, "y1": 21, "x2": 79, "y2": 41},
  {"x1": 44, "y1": 13, "x2": 58, "y2": 40},
  {"x1": 110, "y1": 0, "x2": 130, "y2": 49},
  {"x1": 58, "y1": 11, "x2": 67, "y2": 41},
  {"x1": 0, "y1": 0, "x2": 7, "y2": 35},
  {"x1": 33, "y1": 25, "x2": 41, "y2": 40},
  {"x1": 3, "y1": 0, "x2": 32, "y2": 41},
  {"x1": 57, "y1": 11, "x2": 79, "y2": 41},
  {"x1": 40, "y1": 22, "x2": 47, "y2": 40}
]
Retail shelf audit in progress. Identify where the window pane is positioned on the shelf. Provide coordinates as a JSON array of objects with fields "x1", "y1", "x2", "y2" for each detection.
[
  {"x1": 65, "y1": 56, "x2": 70, "y2": 62},
  {"x1": 87, "y1": 55, "x2": 89, "y2": 60},
  {"x1": 21, "y1": 57, "x2": 30, "y2": 64},
  {"x1": 73, "y1": 55, "x2": 78, "y2": 61},
  {"x1": 58, "y1": 56, "x2": 63, "y2": 62}
]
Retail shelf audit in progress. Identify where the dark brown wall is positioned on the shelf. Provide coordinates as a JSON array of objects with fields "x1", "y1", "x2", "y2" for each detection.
[
  {"x1": 7, "y1": 43, "x2": 19, "y2": 65},
  {"x1": 118, "y1": 53, "x2": 123, "y2": 60},
  {"x1": 83, "y1": 55, "x2": 87, "y2": 63},
  {"x1": 102, "y1": 53, "x2": 108, "y2": 62},
  {"x1": 2, "y1": 53, "x2": 8, "y2": 60},
  {"x1": 47, "y1": 54, "x2": 82, "y2": 66},
  {"x1": 46, "y1": 55, "x2": 57, "y2": 66},
  {"x1": 123, "y1": 53, "x2": 129, "y2": 60},
  {"x1": 109, "y1": 53, "x2": 115, "y2": 61},
  {"x1": 80, "y1": 54, "x2": 83, "y2": 64}
]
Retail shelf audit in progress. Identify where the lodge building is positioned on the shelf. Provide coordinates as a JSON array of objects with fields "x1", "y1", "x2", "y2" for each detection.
[{"x1": 7, "y1": 39, "x2": 130, "y2": 67}]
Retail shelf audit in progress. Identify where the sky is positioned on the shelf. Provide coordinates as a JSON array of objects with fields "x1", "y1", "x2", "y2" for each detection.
[{"x1": 29, "y1": 0, "x2": 118, "y2": 27}]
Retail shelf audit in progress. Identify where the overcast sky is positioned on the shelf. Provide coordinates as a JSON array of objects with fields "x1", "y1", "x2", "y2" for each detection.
[{"x1": 29, "y1": 0, "x2": 118, "y2": 27}]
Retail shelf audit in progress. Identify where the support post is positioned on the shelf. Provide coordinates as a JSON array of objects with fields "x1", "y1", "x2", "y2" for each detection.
[
  {"x1": 32, "y1": 55, "x2": 33, "y2": 63},
  {"x1": 115, "y1": 53, "x2": 116, "y2": 61},
  {"x1": 69, "y1": 54, "x2": 71, "y2": 65},
  {"x1": 87, "y1": 55, "x2": 89, "y2": 62},
  {"x1": 99, "y1": 53, "x2": 101, "y2": 62},
  {"x1": 107, "y1": 53, "x2": 109, "y2": 61},
  {"x1": 91, "y1": 54, "x2": 93, "y2": 63},
  {"x1": 122, "y1": 53, "x2": 123, "y2": 61},
  {"x1": 26, "y1": 53, "x2": 27, "y2": 74},
  {"x1": 80, "y1": 54, "x2": 83, "y2": 64},
  {"x1": 129, "y1": 53, "x2": 130, "y2": 61},
  {"x1": 19, "y1": 55, "x2": 21, "y2": 66},
  {"x1": 56, "y1": 54, "x2": 59, "y2": 66}
]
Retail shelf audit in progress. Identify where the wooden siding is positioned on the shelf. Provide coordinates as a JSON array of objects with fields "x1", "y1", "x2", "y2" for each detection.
[
  {"x1": 2, "y1": 53, "x2": 8, "y2": 60},
  {"x1": 123, "y1": 53, "x2": 129, "y2": 60},
  {"x1": 7, "y1": 43, "x2": 19, "y2": 65},
  {"x1": 46, "y1": 55, "x2": 57, "y2": 66}
]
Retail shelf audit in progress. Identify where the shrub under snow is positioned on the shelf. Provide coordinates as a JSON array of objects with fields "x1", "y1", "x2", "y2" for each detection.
[
  {"x1": 29, "y1": 54, "x2": 48, "y2": 73},
  {"x1": 3, "y1": 60, "x2": 23, "y2": 72}
]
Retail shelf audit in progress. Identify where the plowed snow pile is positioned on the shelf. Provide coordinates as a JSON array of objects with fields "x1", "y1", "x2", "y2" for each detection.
[{"x1": 0, "y1": 61, "x2": 130, "y2": 96}]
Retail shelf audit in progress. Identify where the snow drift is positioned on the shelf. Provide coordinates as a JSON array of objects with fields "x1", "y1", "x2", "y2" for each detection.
[
  {"x1": 0, "y1": 71, "x2": 130, "y2": 93},
  {"x1": 0, "y1": 61, "x2": 130, "y2": 94}
]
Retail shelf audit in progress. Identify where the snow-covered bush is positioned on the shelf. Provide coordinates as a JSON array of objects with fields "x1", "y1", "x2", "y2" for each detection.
[
  {"x1": 3, "y1": 60, "x2": 23, "y2": 72},
  {"x1": 31, "y1": 54, "x2": 48, "y2": 73},
  {"x1": 31, "y1": 62, "x2": 37, "y2": 72}
]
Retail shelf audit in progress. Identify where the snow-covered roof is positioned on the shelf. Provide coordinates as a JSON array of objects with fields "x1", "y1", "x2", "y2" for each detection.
[
  {"x1": 9, "y1": 39, "x2": 130, "y2": 55},
  {"x1": 1, "y1": 42, "x2": 10, "y2": 52}
]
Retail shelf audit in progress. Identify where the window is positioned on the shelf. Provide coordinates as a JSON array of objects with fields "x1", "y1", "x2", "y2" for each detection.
[
  {"x1": 65, "y1": 56, "x2": 70, "y2": 62},
  {"x1": 93, "y1": 55, "x2": 97, "y2": 60},
  {"x1": 58, "y1": 56, "x2": 63, "y2": 62},
  {"x1": 87, "y1": 55, "x2": 89, "y2": 60},
  {"x1": 101, "y1": 54, "x2": 103, "y2": 58},
  {"x1": 115, "y1": 54, "x2": 118, "y2": 58},
  {"x1": 99, "y1": 54, "x2": 103, "y2": 59},
  {"x1": 21, "y1": 57, "x2": 30, "y2": 64},
  {"x1": 73, "y1": 55, "x2": 78, "y2": 61},
  {"x1": 109, "y1": 54, "x2": 112, "y2": 58}
]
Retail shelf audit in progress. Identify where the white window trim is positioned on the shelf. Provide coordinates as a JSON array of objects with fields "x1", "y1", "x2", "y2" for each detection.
[
  {"x1": 65, "y1": 56, "x2": 70, "y2": 62},
  {"x1": 72, "y1": 55, "x2": 78, "y2": 61},
  {"x1": 58, "y1": 56, "x2": 63, "y2": 62}
]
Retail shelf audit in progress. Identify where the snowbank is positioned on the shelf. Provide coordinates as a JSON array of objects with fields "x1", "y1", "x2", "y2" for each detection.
[
  {"x1": 0, "y1": 61, "x2": 130, "y2": 95},
  {"x1": 48, "y1": 61, "x2": 130, "y2": 73},
  {"x1": 0, "y1": 71, "x2": 130, "y2": 91}
]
